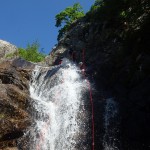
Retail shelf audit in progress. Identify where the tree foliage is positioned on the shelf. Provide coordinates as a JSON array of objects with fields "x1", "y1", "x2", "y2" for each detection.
[
  {"x1": 89, "y1": 0, "x2": 150, "y2": 24},
  {"x1": 55, "y1": 3, "x2": 85, "y2": 40},
  {"x1": 88, "y1": 0, "x2": 126, "y2": 22},
  {"x1": 18, "y1": 42, "x2": 45, "y2": 62},
  {"x1": 90, "y1": 0, "x2": 104, "y2": 11}
]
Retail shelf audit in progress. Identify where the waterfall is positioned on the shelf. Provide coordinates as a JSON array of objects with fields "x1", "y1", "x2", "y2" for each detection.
[
  {"x1": 103, "y1": 98, "x2": 119, "y2": 150},
  {"x1": 28, "y1": 60, "x2": 90, "y2": 150}
]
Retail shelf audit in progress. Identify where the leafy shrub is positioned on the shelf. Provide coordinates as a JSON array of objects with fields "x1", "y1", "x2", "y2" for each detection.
[
  {"x1": 90, "y1": 0, "x2": 104, "y2": 12},
  {"x1": 18, "y1": 42, "x2": 45, "y2": 62}
]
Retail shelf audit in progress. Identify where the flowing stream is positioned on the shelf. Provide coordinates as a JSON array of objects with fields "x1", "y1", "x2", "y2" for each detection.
[{"x1": 28, "y1": 60, "x2": 90, "y2": 150}]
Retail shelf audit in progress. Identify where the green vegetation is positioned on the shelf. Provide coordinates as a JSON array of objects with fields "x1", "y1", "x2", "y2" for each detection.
[
  {"x1": 18, "y1": 42, "x2": 45, "y2": 62},
  {"x1": 87, "y1": 0, "x2": 150, "y2": 55},
  {"x1": 90, "y1": 0, "x2": 104, "y2": 12},
  {"x1": 88, "y1": 0, "x2": 149, "y2": 24},
  {"x1": 87, "y1": 0, "x2": 127, "y2": 22},
  {"x1": 87, "y1": 0, "x2": 150, "y2": 87},
  {"x1": 5, "y1": 42, "x2": 45, "y2": 62},
  {"x1": 55, "y1": 3, "x2": 85, "y2": 40}
]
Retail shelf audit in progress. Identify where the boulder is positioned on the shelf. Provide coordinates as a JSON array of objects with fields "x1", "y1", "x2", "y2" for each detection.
[{"x1": 0, "y1": 40, "x2": 18, "y2": 59}]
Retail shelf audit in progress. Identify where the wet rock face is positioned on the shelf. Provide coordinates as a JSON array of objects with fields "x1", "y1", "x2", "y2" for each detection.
[
  {"x1": 0, "y1": 59, "x2": 32, "y2": 149},
  {"x1": 45, "y1": 19, "x2": 88, "y2": 66},
  {"x1": 45, "y1": 45, "x2": 67, "y2": 66},
  {"x1": 47, "y1": 9, "x2": 150, "y2": 149}
]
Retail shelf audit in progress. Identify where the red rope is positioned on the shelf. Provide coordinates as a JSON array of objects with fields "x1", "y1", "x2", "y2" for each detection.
[
  {"x1": 36, "y1": 53, "x2": 95, "y2": 149},
  {"x1": 82, "y1": 49, "x2": 95, "y2": 150}
]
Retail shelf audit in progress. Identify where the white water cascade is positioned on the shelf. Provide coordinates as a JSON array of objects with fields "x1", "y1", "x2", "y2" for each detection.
[
  {"x1": 103, "y1": 98, "x2": 119, "y2": 150},
  {"x1": 28, "y1": 60, "x2": 90, "y2": 150}
]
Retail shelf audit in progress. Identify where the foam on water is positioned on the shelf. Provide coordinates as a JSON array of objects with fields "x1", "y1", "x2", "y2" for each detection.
[
  {"x1": 103, "y1": 98, "x2": 119, "y2": 150},
  {"x1": 28, "y1": 60, "x2": 89, "y2": 150}
]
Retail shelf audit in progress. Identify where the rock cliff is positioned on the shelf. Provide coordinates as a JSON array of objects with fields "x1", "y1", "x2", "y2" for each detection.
[
  {"x1": 0, "y1": 40, "x2": 34, "y2": 149},
  {"x1": 46, "y1": 1, "x2": 150, "y2": 149}
]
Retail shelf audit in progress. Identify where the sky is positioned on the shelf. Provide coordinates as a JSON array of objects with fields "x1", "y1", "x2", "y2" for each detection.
[{"x1": 0, "y1": 0, "x2": 94, "y2": 54}]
